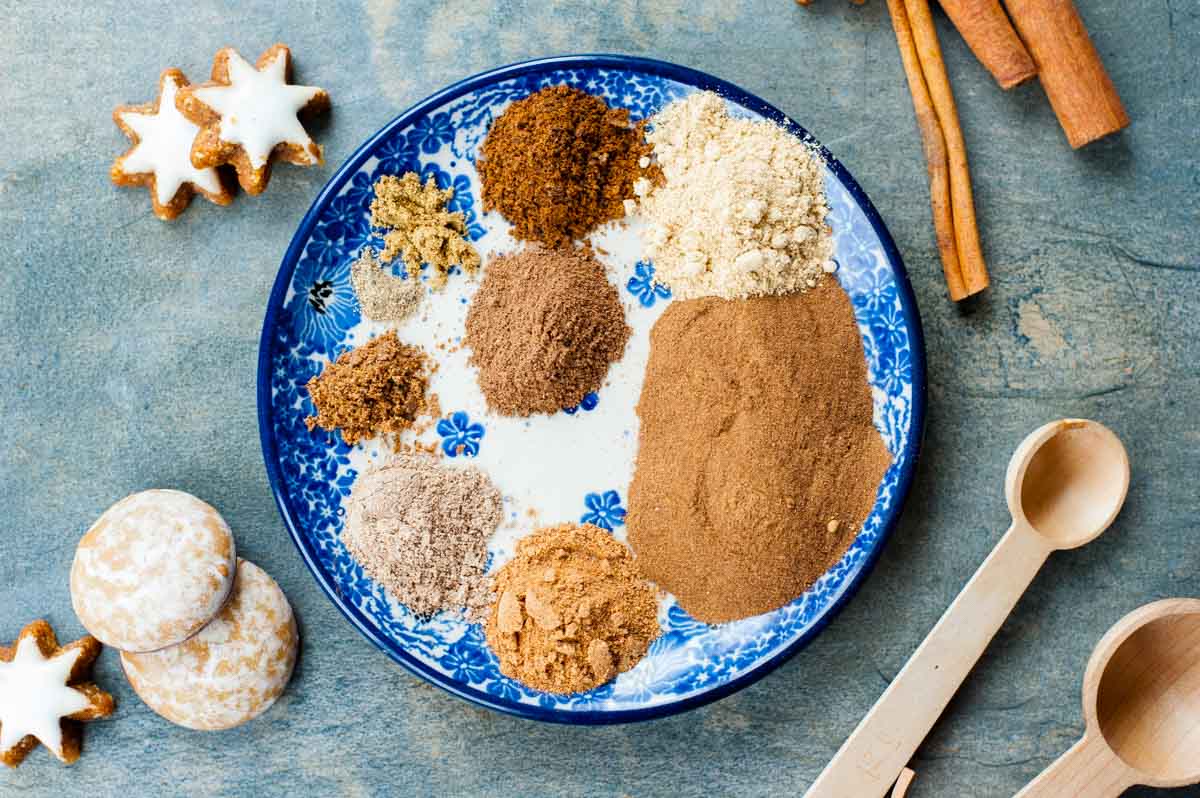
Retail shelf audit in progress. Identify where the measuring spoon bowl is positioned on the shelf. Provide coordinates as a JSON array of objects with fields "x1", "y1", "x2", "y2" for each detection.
[
  {"x1": 1005, "y1": 419, "x2": 1130, "y2": 550},
  {"x1": 1017, "y1": 599, "x2": 1200, "y2": 796}
]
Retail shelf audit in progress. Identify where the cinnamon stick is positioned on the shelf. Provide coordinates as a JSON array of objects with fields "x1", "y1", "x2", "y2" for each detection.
[
  {"x1": 891, "y1": 0, "x2": 991, "y2": 299},
  {"x1": 1003, "y1": 0, "x2": 1128, "y2": 148},
  {"x1": 887, "y1": 0, "x2": 967, "y2": 300},
  {"x1": 937, "y1": 0, "x2": 1037, "y2": 89}
]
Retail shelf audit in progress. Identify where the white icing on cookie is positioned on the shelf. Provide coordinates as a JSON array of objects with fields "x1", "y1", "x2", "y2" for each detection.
[
  {"x1": 116, "y1": 74, "x2": 223, "y2": 206},
  {"x1": 0, "y1": 638, "x2": 89, "y2": 760},
  {"x1": 192, "y1": 49, "x2": 324, "y2": 169},
  {"x1": 121, "y1": 559, "x2": 298, "y2": 731},
  {"x1": 70, "y1": 490, "x2": 236, "y2": 653}
]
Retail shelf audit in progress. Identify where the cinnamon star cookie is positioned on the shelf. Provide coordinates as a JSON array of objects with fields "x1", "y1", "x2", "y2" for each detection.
[
  {"x1": 0, "y1": 620, "x2": 115, "y2": 767},
  {"x1": 110, "y1": 68, "x2": 234, "y2": 220},
  {"x1": 177, "y1": 43, "x2": 330, "y2": 195}
]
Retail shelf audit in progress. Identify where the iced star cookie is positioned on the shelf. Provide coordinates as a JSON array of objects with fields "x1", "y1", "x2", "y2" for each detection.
[
  {"x1": 70, "y1": 490, "x2": 236, "y2": 653},
  {"x1": 0, "y1": 620, "x2": 115, "y2": 767},
  {"x1": 121, "y1": 559, "x2": 298, "y2": 731},
  {"x1": 111, "y1": 69, "x2": 234, "y2": 220},
  {"x1": 177, "y1": 44, "x2": 330, "y2": 195}
]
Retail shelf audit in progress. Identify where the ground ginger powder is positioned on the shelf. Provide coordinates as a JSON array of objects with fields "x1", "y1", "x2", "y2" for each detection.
[{"x1": 485, "y1": 524, "x2": 660, "y2": 694}]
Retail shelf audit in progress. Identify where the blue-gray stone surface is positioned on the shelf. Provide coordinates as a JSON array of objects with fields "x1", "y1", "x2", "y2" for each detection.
[{"x1": 1, "y1": 1, "x2": 1196, "y2": 796}]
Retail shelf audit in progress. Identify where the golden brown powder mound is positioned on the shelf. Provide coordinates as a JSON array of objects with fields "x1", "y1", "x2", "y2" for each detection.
[
  {"x1": 485, "y1": 523, "x2": 660, "y2": 694},
  {"x1": 305, "y1": 331, "x2": 430, "y2": 446},
  {"x1": 626, "y1": 282, "x2": 893, "y2": 624},
  {"x1": 476, "y1": 85, "x2": 656, "y2": 247}
]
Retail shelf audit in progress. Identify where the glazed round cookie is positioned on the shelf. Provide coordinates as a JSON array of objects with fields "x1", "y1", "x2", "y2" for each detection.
[
  {"x1": 71, "y1": 489, "x2": 236, "y2": 653},
  {"x1": 120, "y1": 559, "x2": 298, "y2": 731}
]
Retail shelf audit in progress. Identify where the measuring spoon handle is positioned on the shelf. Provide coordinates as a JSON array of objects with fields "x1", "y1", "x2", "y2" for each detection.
[
  {"x1": 805, "y1": 522, "x2": 1052, "y2": 798},
  {"x1": 1015, "y1": 733, "x2": 1136, "y2": 797}
]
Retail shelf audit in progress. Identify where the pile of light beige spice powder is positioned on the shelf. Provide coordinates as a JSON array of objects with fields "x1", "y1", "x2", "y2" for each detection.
[
  {"x1": 342, "y1": 454, "x2": 502, "y2": 620},
  {"x1": 350, "y1": 249, "x2": 423, "y2": 322},
  {"x1": 634, "y1": 90, "x2": 835, "y2": 300}
]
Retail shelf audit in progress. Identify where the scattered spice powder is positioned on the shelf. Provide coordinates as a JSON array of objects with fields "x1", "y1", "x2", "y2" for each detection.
[
  {"x1": 350, "y1": 249, "x2": 423, "y2": 322},
  {"x1": 464, "y1": 246, "x2": 630, "y2": 416},
  {"x1": 477, "y1": 85, "x2": 656, "y2": 247},
  {"x1": 342, "y1": 454, "x2": 501, "y2": 620},
  {"x1": 634, "y1": 90, "x2": 835, "y2": 300},
  {"x1": 305, "y1": 331, "x2": 430, "y2": 446},
  {"x1": 486, "y1": 523, "x2": 660, "y2": 694},
  {"x1": 370, "y1": 172, "x2": 481, "y2": 287},
  {"x1": 626, "y1": 281, "x2": 892, "y2": 624}
]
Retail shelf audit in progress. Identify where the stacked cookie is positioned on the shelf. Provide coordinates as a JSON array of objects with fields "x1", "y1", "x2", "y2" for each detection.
[
  {"x1": 110, "y1": 44, "x2": 329, "y2": 220},
  {"x1": 70, "y1": 490, "x2": 298, "y2": 731}
]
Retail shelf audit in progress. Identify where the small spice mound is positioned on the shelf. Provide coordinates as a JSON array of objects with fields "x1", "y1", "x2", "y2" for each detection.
[
  {"x1": 635, "y1": 90, "x2": 835, "y2": 300},
  {"x1": 370, "y1": 172, "x2": 481, "y2": 287},
  {"x1": 627, "y1": 282, "x2": 892, "y2": 624},
  {"x1": 342, "y1": 454, "x2": 501, "y2": 619},
  {"x1": 464, "y1": 246, "x2": 630, "y2": 416},
  {"x1": 350, "y1": 250, "x2": 423, "y2": 322},
  {"x1": 477, "y1": 85, "x2": 655, "y2": 247},
  {"x1": 305, "y1": 331, "x2": 430, "y2": 446},
  {"x1": 486, "y1": 523, "x2": 660, "y2": 694}
]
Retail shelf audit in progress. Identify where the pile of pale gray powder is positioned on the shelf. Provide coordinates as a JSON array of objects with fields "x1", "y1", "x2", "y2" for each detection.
[{"x1": 341, "y1": 454, "x2": 502, "y2": 620}]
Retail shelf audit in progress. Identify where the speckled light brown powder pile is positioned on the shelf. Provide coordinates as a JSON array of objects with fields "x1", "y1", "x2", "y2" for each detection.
[
  {"x1": 342, "y1": 454, "x2": 502, "y2": 619},
  {"x1": 486, "y1": 524, "x2": 660, "y2": 694}
]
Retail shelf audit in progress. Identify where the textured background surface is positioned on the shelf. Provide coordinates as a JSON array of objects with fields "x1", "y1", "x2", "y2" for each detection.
[{"x1": 1, "y1": 1, "x2": 1196, "y2": 796}]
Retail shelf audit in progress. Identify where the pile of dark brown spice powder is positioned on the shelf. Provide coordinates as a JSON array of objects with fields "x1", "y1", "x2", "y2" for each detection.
[{"x1": 477, "y1": 85, "x2": 656, "y2": 247}]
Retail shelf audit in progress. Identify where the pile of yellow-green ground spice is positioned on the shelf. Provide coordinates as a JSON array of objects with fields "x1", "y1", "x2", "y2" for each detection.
[{"x1": 369, "y1": 172, "x2": 481, "y2": 287}]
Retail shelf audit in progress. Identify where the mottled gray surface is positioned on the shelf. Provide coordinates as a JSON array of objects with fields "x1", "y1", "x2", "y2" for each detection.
[{"x1": 1, "y1": 0, "x2": 1197, "y2": 795}]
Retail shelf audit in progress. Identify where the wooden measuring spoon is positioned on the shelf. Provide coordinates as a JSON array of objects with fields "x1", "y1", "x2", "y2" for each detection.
[
  {"x1": 806, "y1": 419, "x2": 1130, "y2": 798},
  {"x1": 1016, "y1": 598, "x2": 1200, "y2": 796}
]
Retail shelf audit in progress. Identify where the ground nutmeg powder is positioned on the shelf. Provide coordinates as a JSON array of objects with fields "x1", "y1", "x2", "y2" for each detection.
[
  {"x1": 626, "y1": 281, "x2": 892, "y2": 624},
  {"x1": 486, "y1": 523, "x2": 660, "y2": 694},
  {"x1": 477, "y1": 85, "x2": 655, "y2": 247},
  {"x1": 464, "y1": 246, "x2": 630, "y2": 416}
]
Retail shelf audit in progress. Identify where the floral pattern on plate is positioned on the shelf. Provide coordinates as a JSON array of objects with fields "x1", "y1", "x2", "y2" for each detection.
[{"x1": 261, "y1": 59, "x2": 923, "y2": 721}]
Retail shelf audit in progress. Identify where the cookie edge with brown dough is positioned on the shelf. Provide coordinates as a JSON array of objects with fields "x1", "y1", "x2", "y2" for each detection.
[
  {"x1": 0, "y1": 620, "x2": 115, "y2": 768},
  {"x1": 176, "y1": 43, "x2": 331, "y2": 195},
  {"x1": 110, "y1": 68, "x2": 235, "y2": 221}
]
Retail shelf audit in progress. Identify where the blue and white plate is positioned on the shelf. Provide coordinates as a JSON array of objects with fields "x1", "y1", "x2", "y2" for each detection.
[{"x1": 257, "y1": 55, "x2": 926, "y2": 723}]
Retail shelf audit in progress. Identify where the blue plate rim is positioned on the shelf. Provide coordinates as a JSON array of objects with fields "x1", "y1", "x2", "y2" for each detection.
[{"x1": 256, "y1": 53, "x2": 928, "y2": 725}]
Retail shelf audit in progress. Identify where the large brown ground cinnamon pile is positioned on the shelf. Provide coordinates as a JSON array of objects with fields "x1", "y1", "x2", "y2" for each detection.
[
  {"x1": 486, "y1": 523, "x2": 660, "y2": 694},
  {"x1": 305, "y1": 332, "x2": 430, "y2": 446},
  {"x1": 627, "y1": 282, "x2": 892, "y2": 624},
  {"x1": 464, "y1": 246, "x2": 630, "y2": 416},
  {"x1": 477, "y1": 85, "x2": 655, "y2": 247}
]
